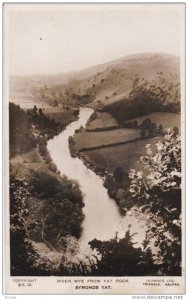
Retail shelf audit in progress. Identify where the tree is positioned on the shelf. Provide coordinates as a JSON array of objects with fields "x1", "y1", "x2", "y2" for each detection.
[
  {"x1": 113, "y1": 166, "x2": 124, "y2": 184},
  {"x1": 173, "y1": 126, "x2": 179, "y2": 136},
  {"x1": 128, "y1": 130, "x2": 181, "y2": 275},
  {"x1": 133, "y1": 76, "x2": 140, "y2": 89},
  {"x1": 148, "y1": 122, "x2": 157, "y2": 137},
  {"x1": 158, "y1": 124, "x2": 164, "y2": 135},
  {"x1": 33, "y1": 105, "x2": 38, "y2": 115},
  {"x1": 139, "y1": 119, "x2": 157, "y2": 138},
  {"x1": 89, "y1": 228, "x2": 156, "y2": 276},
  {"x1": 9, "y1": 103, "x2": 36, "y2": 157},
  {"x1": 140, "y1": 128, "x2": 146, "y2": 139},
  {"x1": 103, "y1": 84, "x2": 171, "y2": 126},
  {"x1": 133, "y1": 120, "x2": 138, "y2": 129},
  {"x1": 38, "y1": 108, "x2": 44, "y2": 116},
  {"x1": 141, "y1": 118, "x2": 152, "y2": 130},
  {"x1": 28, "y1": 170, "x2": 85, "y2": 248},
  {"x1": 53, "y1": 99, "x2": 58, "y2": 107},
  {"x1": 10, "y1": 175, "x2": 39, "y2": 275}
]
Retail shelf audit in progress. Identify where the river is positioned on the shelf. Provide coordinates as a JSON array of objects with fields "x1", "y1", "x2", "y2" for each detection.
[{"x1": 47, "y1": 107, "x2": 147, "y2": 247}]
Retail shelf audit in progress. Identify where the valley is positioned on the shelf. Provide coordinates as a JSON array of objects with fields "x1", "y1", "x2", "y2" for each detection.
[{"x1": 9, "y1": 52, "x2": 182, "y2": 276}]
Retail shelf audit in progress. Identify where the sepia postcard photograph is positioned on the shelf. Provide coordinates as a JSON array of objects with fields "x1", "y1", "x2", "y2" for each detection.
[{"x1": 3, "y1": 2, "x2": 186, "y2": 295}]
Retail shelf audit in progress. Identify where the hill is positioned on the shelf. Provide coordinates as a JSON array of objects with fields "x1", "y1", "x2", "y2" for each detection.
[
  {"x1": 10, "y1": 53, "x2": 180, "y2": 108},
  {"x1": 71, "y1": 53, "x2": 180, "y2": 107},
  {"x1": 9, "y1": 72, "x2": 74, "y2": 102}
]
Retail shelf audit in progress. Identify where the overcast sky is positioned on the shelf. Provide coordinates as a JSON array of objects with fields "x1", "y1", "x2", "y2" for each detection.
[{"x1": 6, "y1": 4, "x2": 184, "y2": 76}]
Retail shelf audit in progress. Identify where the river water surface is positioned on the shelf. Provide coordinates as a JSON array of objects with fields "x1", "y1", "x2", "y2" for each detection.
[{"x1": 47, "y1": 107, "x2": 146, "y2": 247}]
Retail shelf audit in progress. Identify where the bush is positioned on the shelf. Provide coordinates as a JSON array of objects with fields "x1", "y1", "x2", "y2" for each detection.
[
  {"x1": 128, "y1": 130, "x2": 181, "y2": 275},
  {"x1": 48, "y1": 162, "x2": 57, "y2": 172}
]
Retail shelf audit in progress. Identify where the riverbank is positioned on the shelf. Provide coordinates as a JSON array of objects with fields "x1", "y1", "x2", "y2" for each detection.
[
  {"x1": 10, "y1": 105, "x2": 169, "y2": 277},
  {"x1": 69, "y1": 107, "x2": 182, "y2": 212},
  {"x1": 43, "y1": 107, "x2": 79, "y2": 127},
  {"x1": 9, "y1": 103, "x2": 87, "y2": 275},
  {"x1": 47, "y1": 107, "x2": 126, "y2": 246},
  {"x1": 68, "y1": 142, "x2": 130, "y2": 213}
]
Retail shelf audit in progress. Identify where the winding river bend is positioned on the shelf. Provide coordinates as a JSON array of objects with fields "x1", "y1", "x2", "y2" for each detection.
[{"x1": 47, "y1": 107, "x2": 146, "y2": 247}]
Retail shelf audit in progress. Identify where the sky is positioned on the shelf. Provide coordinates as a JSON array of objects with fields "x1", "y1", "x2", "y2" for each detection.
[{"x1": 5, "y1": 3, "x2": 185, "y2": 76}]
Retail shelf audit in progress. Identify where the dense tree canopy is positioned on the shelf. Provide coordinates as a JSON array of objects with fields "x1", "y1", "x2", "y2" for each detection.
[
  {"x1": 10, "y1": 175, "x2": 39, "y2": 275},
  {"x1": 104, "y1": 84, "x2": 180, "y2": 126},
  {"x1": 9, "y1": 103, "x2": 36, "y2": 157}
]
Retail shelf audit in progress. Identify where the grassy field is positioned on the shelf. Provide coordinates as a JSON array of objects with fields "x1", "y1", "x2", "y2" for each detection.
[
  {"x1": 81, "y1": 136, "x2": 162, "y2": 174},
  {"x1": 44, "y1": 107, "x2": 79, "y2": 125},
  {"x1": 74, "y1": 128, "x2": 140, "y2": 151},
  {"x1": 129, "y1": 112, "x2": 180, "y2": 130},
  {"x1": 86, "y1": 112, "x2": 118, "y2": 131},
  {"x1": 11, "y1": 147, "x2": 44, "y2": 171}
]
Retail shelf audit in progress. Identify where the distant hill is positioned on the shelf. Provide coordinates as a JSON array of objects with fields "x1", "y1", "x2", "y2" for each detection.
[
  {"x1": 70, "y1": 53, "x2": 180, "y2": 106},
  {"x1": 9, "y1": 72, "x2": 75, "y2": 101},
  {"x1": 10, "y1": 53, "x2": 180, "y2": 108}
]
